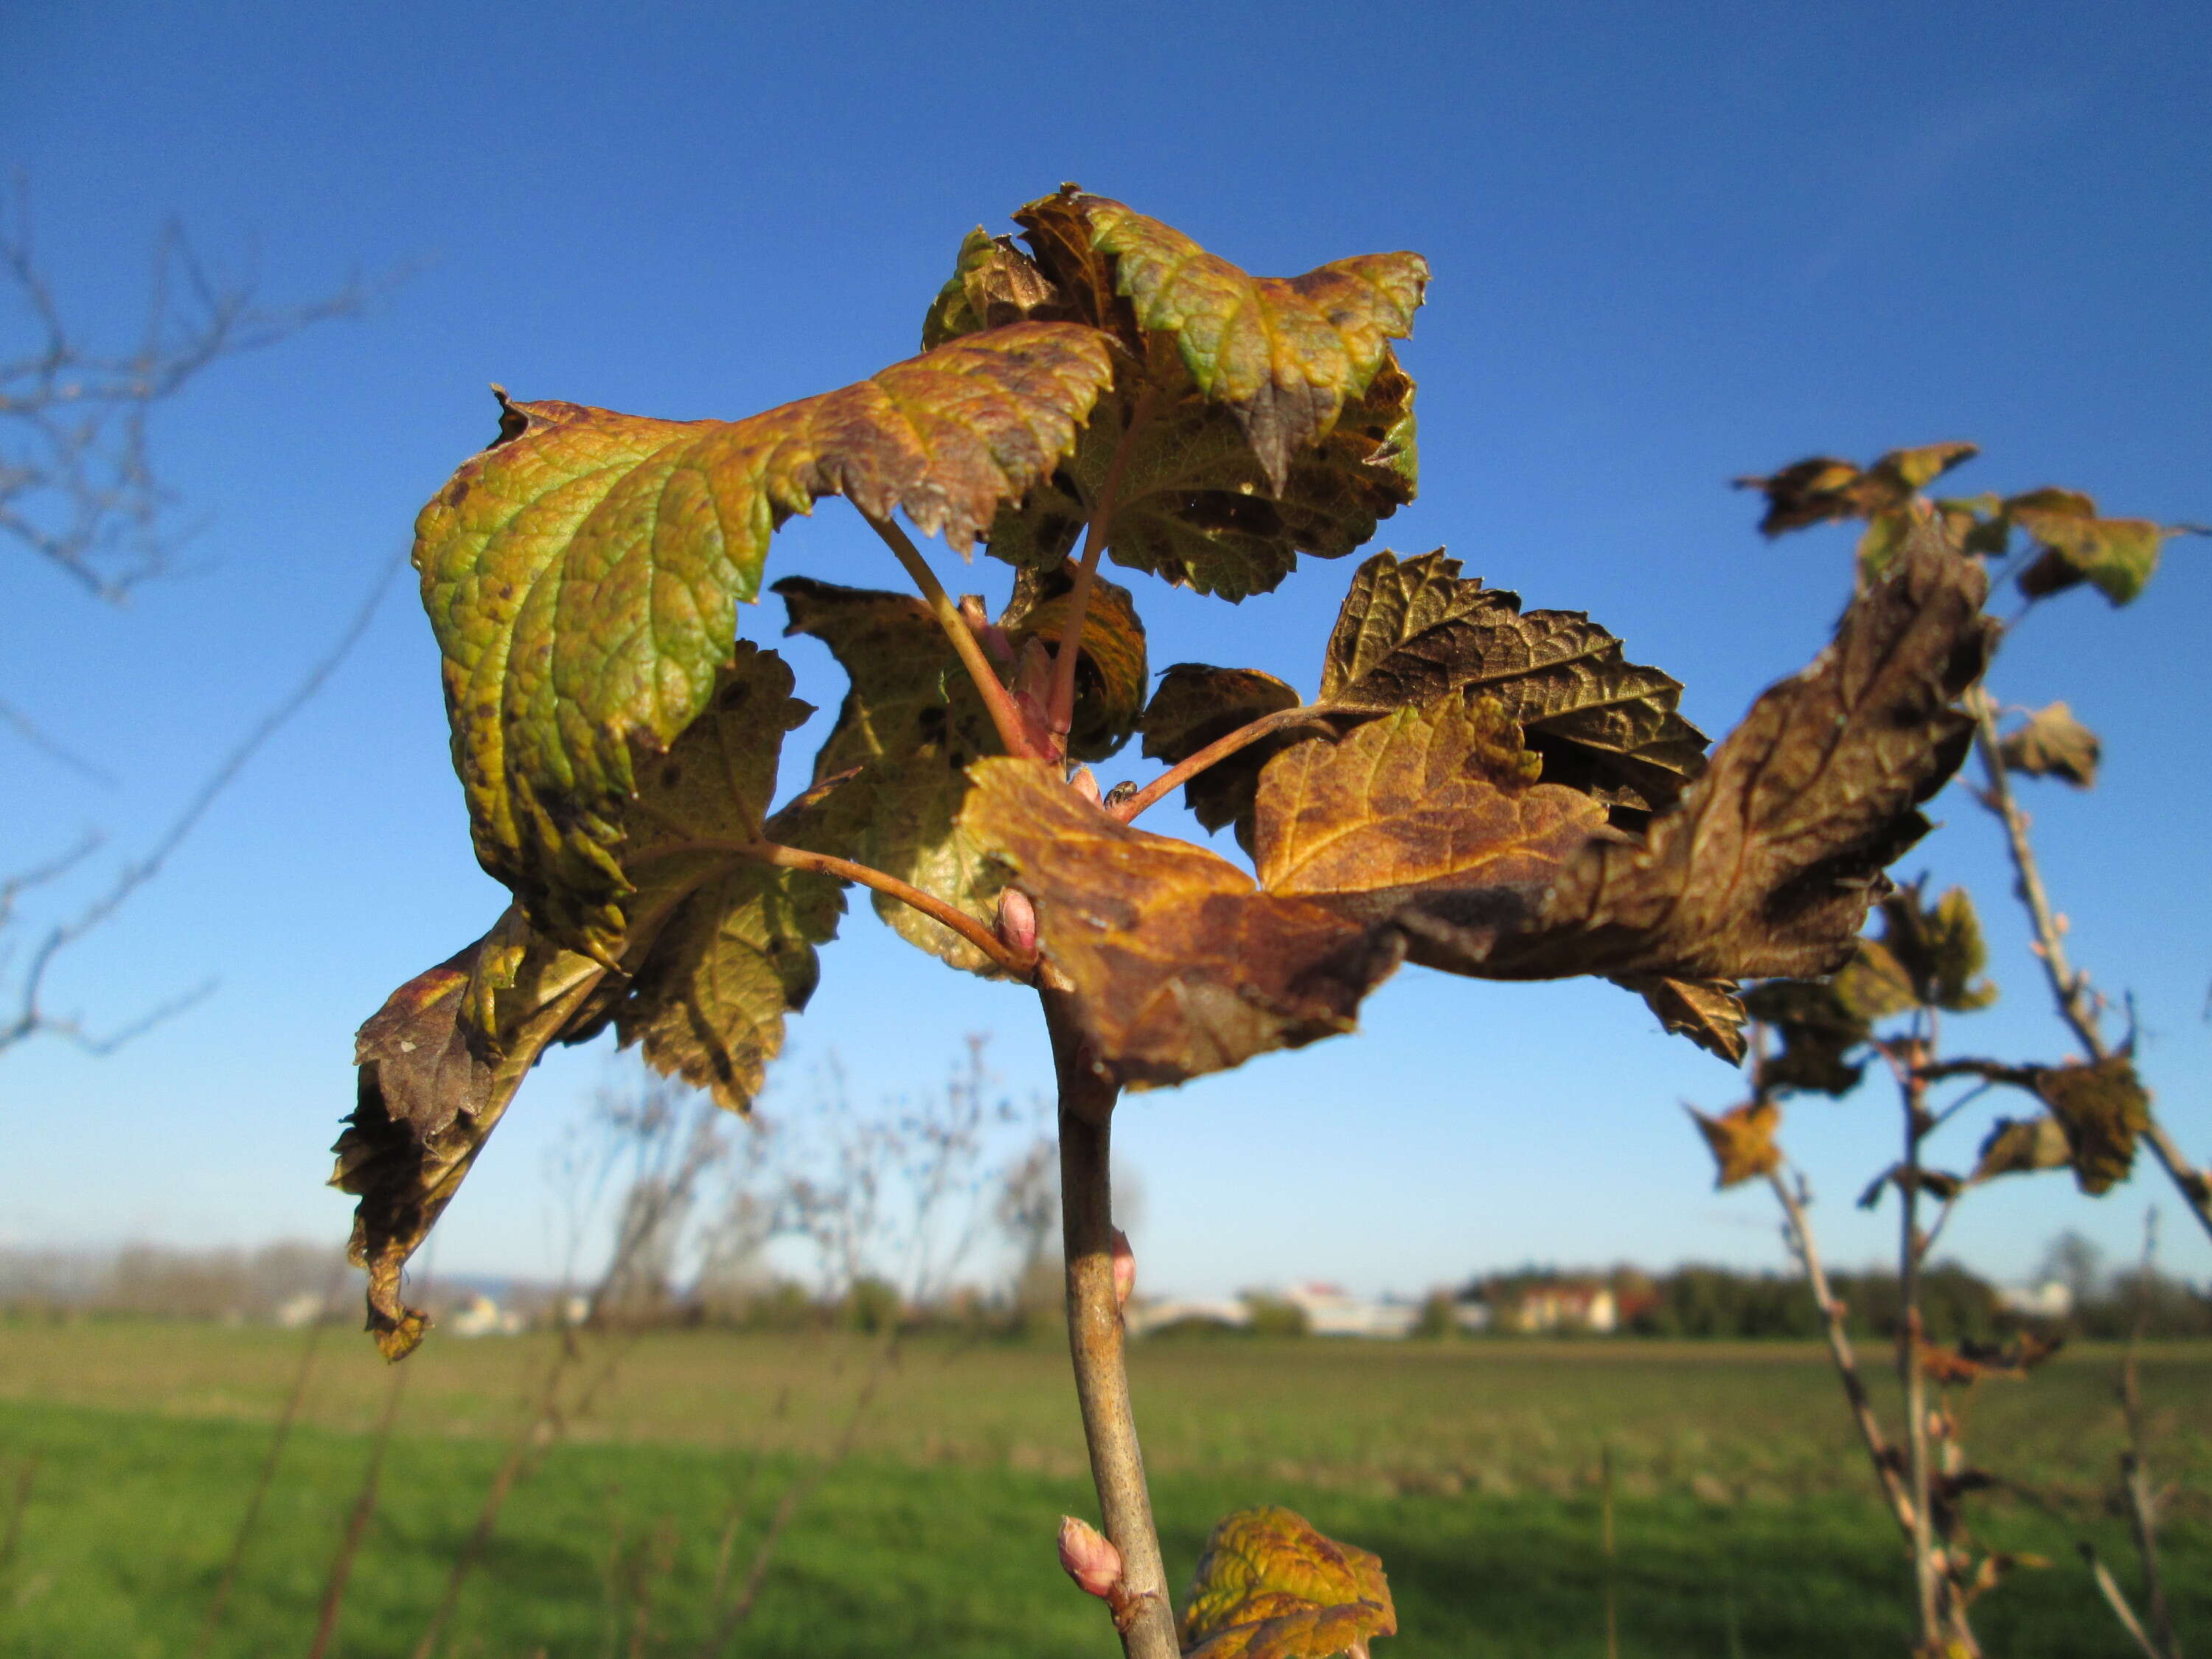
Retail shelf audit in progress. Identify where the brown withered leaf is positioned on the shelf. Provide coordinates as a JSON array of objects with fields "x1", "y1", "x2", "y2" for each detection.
[
  {"x1": 1971, "y1": 1114, "x2": 2071, "y2": 1183},
  {"x1": 1182, "y1": 1506, "x2": 1395, "y2": 1659},
  {"x1": 996, "y1": 558, "x2": 1149, "y2": 761},
  {"x1": 1621, "y1": 975, "x2": 1750, "y2": 1063},
  {"x1": 961, "y1": 759, "x2": 1399, "y2": 1088},
  {"x1": 334, "y1": 914, "x2": 605, "y2": 1357},
  {"x1": 774, "y1": 576, "x2": 1010, "y2": 975},
  {"x1": 1687, "y1": 1099, "x2": 1783, "y2": 1189},
  {"x1": 1449, "y1": 518, "x2": 1994, "y2": 994},
  {"x1": 1997, "y1": 701, "x2": 2100, "y2": 788},
  {"x1": 414, "y1": 321, "x2": 1115, "y2": 958},
  {"x1": 1139, "y1": 664, "x2": 1307, "y2": 851},
  {"x1": 2034, "y1": 1057, "x2": 2152, "y2": 1195},
  {"x1": 1318, "y1": 549, "x2": 1710, "y2": 818},
  {"x1": 1742, "y1": 979, "x2": 1869, "y2": 1096},
  {"x1": 1734, "y1": 442, "x2": 1979, "y2": 537},
  {"x1": 1923, "y1": 1332, "x2": 2064, "y2": 1386},
  {"x1": 1253, "y1": 696, "x2": 1607, "y2": 948},
  {"x1": 1015, "y1": 187, "x2": 1427, "y2": 494},
  {"x1": 1878, "y1": 882, "x2": 1997, "y2": 1013}
]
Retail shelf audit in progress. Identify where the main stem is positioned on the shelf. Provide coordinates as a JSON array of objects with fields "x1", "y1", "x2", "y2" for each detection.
[
  {"x1": 1045, "y1": 991, "x2": 1178, "y2": 1659},
  {"x1": 1895, "y1": 1054, "x2": 1942, "y2": 1652}
]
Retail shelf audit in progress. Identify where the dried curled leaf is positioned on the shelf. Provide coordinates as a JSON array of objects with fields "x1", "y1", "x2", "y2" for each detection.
[
  {"x1": 1971, "y1": 1114, "x2": 2071, "y2": 1183},
  {"x1": 1997, "y1": 701, "x2": 2100, "y2": 788},
  {"x1": 1140, "y1": 664, "x2": 1306, "y2": 850},
  {"x1": 961, "y1": 759, "x2": 1399, "y2": 1088},
  {"x1": 1742, "y1": 978, "x2": 1869, "y2": 1096},
  {"x1": 1182, "y1": 1506, "x2": 1396, "y2": 1659},
  {"x1": 334, "y1": 914, "x2": 605, "y2": 1357},
  {"x1": 984, "y1": 190, "x2": 1426, "y2": 599},
  {"x1": 414, "y1": 321, "x2": 1115, "y2": 956},
  {"x1": 1452, "y1": 518, "x2": 1993, "y2": 993},
  {"x1": 1687, "y1": 1099, "x2": 1783, "y2": 1189},
  {"x1": 1319, "y1": 549, "x2": 1709, "y2": 818},
  {"x1": 1878, "y1": 883, "x2": 1997, "y2": 1013},
  {"x1": 2034, "y1": 1057, "x2": 2152, "y2": 1195},
  {"x1": 921, "y1": 227, "x2": 1065, "y2": 348},
  {"x1": 1254, "y1": 696, "x2": 1607, "y2": 942},
  {"x1": 1620, "y1": 975, "x2": 1750, "y2": 1062},
  {"x1": 1735, "y1": 442, "x2": 1979, "y2": 536},
  {"x1": 1923, "y1": 1332, "x2": 2064, "y2": 1385}
]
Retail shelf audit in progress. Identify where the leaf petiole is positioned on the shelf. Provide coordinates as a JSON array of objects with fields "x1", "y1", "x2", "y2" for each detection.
[
  {"x1": 1111, "y1": 703, "x2": 1336, "y2": 825},
  {"x1": 863, "y1": 512, "x2": 1043, "y2": 761},
  {"x1": 1047, "y1": 385, "x2": 1158, "y2": 748}
]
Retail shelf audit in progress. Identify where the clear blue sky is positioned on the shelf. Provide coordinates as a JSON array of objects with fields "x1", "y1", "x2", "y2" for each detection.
[{"x1": 3, "y1": 1, "x2": 2208, "y2": 1301}]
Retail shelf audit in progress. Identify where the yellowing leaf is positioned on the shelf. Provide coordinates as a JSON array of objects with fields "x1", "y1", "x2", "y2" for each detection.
[
  {"x1": 1971, "y1": 1114, "x2": 2070, "y2": 1183},
  {"x1": 1997, "y1": 702, "x2": 2100, "y2": 788},
  {"x1": 1017, "y1": 188, "x2": 1427, "y2": 493},
  {"x1": 414, "y1": 322, "x2": 1116, "y2": 956},
  {"x1": 1139, "y1": 664, "x2": 1306, "y2": 850},
  {"x1": 961, "y1": 759, "x2": 1399, "y2": 1088},
  {"x1": 1878, "y1": 883, "x2": 1997, "y2": 1013},
  {"x1": 1736, "y1": 442, "x2": 1979, "y2": 537},
  {"x1": 1182, "y1": 1507, "x2": 1396, "y2": 1659},
  {"x1": 1688, "y1": 1099, "x2": 1784, "y2": 1189},
  {"x1": 2035, "y1": 1057, "x2": 2152, "y2": 1195},
  {"x1": 2008, "y1": 487, "x2": 2173, "y2": 606},
  {"x1": 1318, "y1": 549, "x2": 1709, "y2": 818},
  {"x1": 1253, "y1": 696, "x2": 1606, "y2": 944},
  {"x1": 1458, "y1": 519, "x2": 1993, "y2": 992},
  {"x1": 921, "y1": 226, "x2": 1065, "y2": 348}
]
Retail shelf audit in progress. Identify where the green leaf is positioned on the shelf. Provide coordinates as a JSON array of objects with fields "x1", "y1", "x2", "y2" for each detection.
[
  {"x1": 333, "y1": 911, "x2": 606, "y2": 1358},
  {"x1": 414, "y1": 321, "x2": 1116, "y2": 956},
  {"x1": 2009, "y1": 487, "x2": 2174, "y2": 605},
  {"x1": 1181, "y1": 1506, "x2": 1396, "y2": 1659},
  {"x1": 1442, "y1": 521, "x2": 1994, "y2": 996},
  {"x1": 1735, "y1": 442, "x2": 1978, "y2": 538},
  {"x1": 1878, "y1": 883, "x2": 1997, "y2": 1013},
  {"x1": 1742, "y1": 979, "x2": 1869, "y2": 1096},
  {"x1": 773, "y1": 576, "x2": 1012, "y2": 975},
  {"x1": 981, "y1": 189, "x2": 1427, "y2": 599},
  {"x1": 1016, "y1": 188, "x2": 1428, "y2": 493},
  {"x1": 1139, "y1": 664, "x2": 1305, "y2": 851},
  {"x1": 1834, "y1": 939, "x2": 1919, "y2": 1023},
  {"x1": 961, "y1": 759, "x2": 1398, "y2": 1088},
  {"x1": 2034, "y1": 1058, "x2": 2152, "y2": 1195},
  {"x1": 1318, "y1": 549, "x2": 1710, "y2": 818},
  {"x1": 1997, "y1": 701, "x2": 2100, "y2": 788},
  {"x1": 1971, "y1": 1114, "x2": 2071, "y2": 1183}
]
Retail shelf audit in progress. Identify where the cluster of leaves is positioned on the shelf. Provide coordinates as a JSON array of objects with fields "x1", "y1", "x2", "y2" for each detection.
[
  {"x1": 1736, "y1": 440, "x2": 2203, "y2": 602},
  {"x1": 1178, "y1": 1509, "x2": 1394, "y2": 1659}
]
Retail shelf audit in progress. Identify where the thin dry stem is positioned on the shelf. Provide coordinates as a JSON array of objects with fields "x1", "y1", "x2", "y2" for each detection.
[
  {"x1": 1113, "y1": 704, "x2": 1337, "y2": 826},
  {"x1": 307, "y1": 1354, "x2": 411, "y2": 1659},
  {"x1": 863, "y1": 512, "x2": 1040, "y2": 759},
  {"x1": 1967, "y1": 686, "x2": 2212, "y2": 1245},
  {"x1": 1046, "y1": 992, "x2": 1178, "y2": 1659},
  {"x1": 2081, "y1": 1545, "x2": 2167, "y2": 1659}
]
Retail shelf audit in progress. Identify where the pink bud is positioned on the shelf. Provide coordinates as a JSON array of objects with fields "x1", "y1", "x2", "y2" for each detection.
[
  {"x1": 1057, "y1": 1515, "x2": 1123, "y2": 1599},
  {"x1": 998, "y1": 888, "x2": 1038, "y2": 956},
  {"x1": 1071, "y1": 767, "x2": 1102, "y2": 804},
  {"x1": 1111, "y1": 1228, "x2": 1135, "y2": 1312}
]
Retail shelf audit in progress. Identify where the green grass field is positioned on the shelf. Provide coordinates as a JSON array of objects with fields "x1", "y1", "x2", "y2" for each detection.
[{"x1": 1, "y1": 1324, "x2": 2204, "y2": 1656}]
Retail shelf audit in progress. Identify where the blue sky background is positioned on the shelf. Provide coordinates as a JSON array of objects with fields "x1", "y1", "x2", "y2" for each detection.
[{"x1": 2, "y1": 1, "x2": 2207, "y2": 1302}]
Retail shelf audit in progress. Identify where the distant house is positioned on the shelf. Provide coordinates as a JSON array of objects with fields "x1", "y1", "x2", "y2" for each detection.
[
  {"x1": 1283, "y1": 1281, "x2": 1419, "y2": 1338},
  {"x1": 1500, "y1": 1280, "x2": 1618, "y2": 1335},
  {"x1": 1997, "y1": 1280, "x2": 2073, "y2": 1320},
  {"x1": 445, "y1": 1292, "x2": 526, "y2": 1338},
  {"x1": 1125, "y1": 1296, "x2": 1251, "y2": 1337}
]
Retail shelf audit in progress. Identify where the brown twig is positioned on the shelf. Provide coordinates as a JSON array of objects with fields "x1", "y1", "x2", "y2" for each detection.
[
  {"x1": 1891, "y1": 1025, "x2": 1955, "y2": 1654},
  {"x1": 1045, "y1": 991, "x2": 1178, "y2": 1659},
  {"x1": 741, "y1": 840, "x2": 1034, "y2": 978},
  {"x1": 1966, "y1": 686, "x2": 2212, "y2": 1245},
  {"x1": 1111, "y1": 704, "x2": 1338, "y2": 826},
  {"x1": 0, "y1": 1456, "x2": 37, "y2": 1579},
  {"x1": 191, "y1": 1259, "x2": 345, "y2": 1658},
  {"x1": 863, "y1": 512, "x2": 1040, "y2": 760},
  {"x1": 1767, "y1": 1169, "x2": 1916, "y2": 1536},
  {"x1": 306, "y1": 1352, "x2": 411, "y2": 1659},
  {"x1": 2118, "y1": 1210, "x2": 2179, "y2": 1658},
  {"x1": 1047, "y1": 386, "x2": 1157, "y2": 746}
]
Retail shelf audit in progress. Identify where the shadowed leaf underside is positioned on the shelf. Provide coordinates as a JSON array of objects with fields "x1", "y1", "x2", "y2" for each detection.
[{"x1": 1181, "y1": 1506, "x2": 1397, "y2": 1659}]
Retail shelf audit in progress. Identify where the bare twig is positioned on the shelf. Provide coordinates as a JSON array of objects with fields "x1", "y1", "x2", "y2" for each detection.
[
  {"x1": 2081, "y1": 1545, "x2": 2166, "y2": 1659},
  {"x1": 306, "y1": 1347, "x2": 411, "y2": 1659},
  {"x1": 2118, "y1": 1209, "x2": 2179, "y2": 1658},
  {"x1": 1, "y1": 549, "x2": 403, "y2": 1057},
  {"x1": 1045, "y1": 990, "x2": 1177, "y2": 1659}
]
